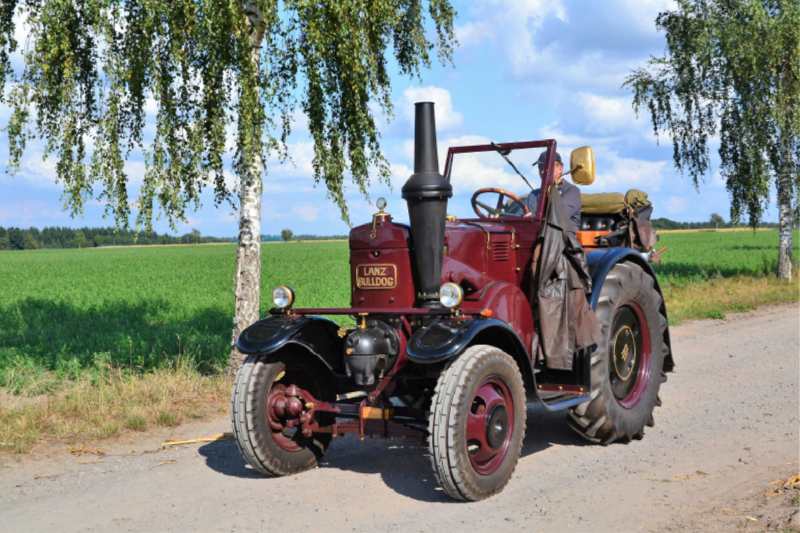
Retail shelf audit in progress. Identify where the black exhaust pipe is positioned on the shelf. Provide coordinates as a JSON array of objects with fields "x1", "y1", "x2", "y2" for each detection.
[{"x1": 402, "y1": 102, "x2": 453, "y2": 308}]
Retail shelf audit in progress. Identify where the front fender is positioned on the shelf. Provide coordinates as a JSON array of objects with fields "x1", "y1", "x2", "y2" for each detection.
[
  {"x1": 585, "y1": 248, "x2": 674, "y2": 372},
  {"x1": 237, "y1": 316, "x2": 344, "y2": 371},
  {"x1": 406, "y1": 317, "x2": 536, "y2": 392}
]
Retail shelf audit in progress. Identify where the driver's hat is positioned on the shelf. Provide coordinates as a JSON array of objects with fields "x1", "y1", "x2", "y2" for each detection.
[{"x1": 536, "y1": 151, "x2": 562, "y2": 167}]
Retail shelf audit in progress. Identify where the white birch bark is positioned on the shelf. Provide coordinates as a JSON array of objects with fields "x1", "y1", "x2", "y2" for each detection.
[
  {"x1": 228, "y1": 2, "x2": 266, "y2": 375},
  {"x1": 776, "y1": 126, "x2": 794, "y2": 281}
]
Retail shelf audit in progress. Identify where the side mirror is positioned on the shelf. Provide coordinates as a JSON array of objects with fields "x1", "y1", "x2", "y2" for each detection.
[{"x1": 568, "y1": 146, "x2": 595, "y2": 185}]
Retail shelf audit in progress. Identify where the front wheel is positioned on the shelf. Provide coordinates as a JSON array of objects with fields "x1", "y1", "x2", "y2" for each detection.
[
  {"x1": 231, "y1": 350, "x2": 334, "y2": 476},
  {"x1": 567, "y1": 261, "x2": 669, "y2": 444},
  {"x1": 428, "y1": 345, "x2": 527, "y2": 501}
]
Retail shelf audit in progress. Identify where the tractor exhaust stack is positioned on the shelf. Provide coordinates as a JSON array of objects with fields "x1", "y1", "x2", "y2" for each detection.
[{"x1": 402, "y1": 102, "x2": 453, "y2": 308}]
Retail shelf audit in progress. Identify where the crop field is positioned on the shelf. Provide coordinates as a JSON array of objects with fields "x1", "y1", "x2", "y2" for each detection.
[
  {"x1": 0, "y1": 242, "x2": 350, "y2": 390},
  {"x1": 0, "y1": 230, "x2": 797, "y2": 452},
  {"x1": 651, "y1": 229, "x2": 800, "y2": 280}
]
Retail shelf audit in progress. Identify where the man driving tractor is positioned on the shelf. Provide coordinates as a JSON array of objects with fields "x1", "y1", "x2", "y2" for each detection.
[{"x1": 523, "y1": 151, "x2": 582, "y2": 232}]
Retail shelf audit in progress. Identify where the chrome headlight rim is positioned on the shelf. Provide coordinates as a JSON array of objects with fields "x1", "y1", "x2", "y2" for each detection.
[
  {"x1": 272, "y1": 285, "x2": 295, "y2": 309},
  {"x1": 439, "y1": 282, "x2": 464, "y2": 309}
]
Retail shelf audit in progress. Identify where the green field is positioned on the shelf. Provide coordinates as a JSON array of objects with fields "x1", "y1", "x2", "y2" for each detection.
[
  {"x1": 0, "y1": 242, "x2": 349, "y2": 393},
  {"x1": 0, "y1": 231, "x2": 797, "y2": 394},
  {"x1": 651, "y1": 229, "x2": 800, "y2": 281}
]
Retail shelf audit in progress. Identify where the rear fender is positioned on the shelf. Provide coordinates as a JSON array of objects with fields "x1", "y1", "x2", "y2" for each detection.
[
  {"x1": 237, "y1": 316, "x2": 344, "y2": 371},
  {"x1": 585, "y1": 248, "x2": 674, "y2": 372},
  {"x1": 406, "y1": 317, "x2": 536, "y2": 393}
]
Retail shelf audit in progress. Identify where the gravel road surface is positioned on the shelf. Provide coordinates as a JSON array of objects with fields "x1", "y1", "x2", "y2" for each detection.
[{"x1": 2, "y1": 303, "x2": 798, "y2": 532}]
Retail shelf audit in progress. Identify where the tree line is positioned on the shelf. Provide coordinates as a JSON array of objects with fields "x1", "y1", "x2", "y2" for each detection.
[
  {"x1": 0, "y1": 226, "x2": 229, "y2": 250},
  {"x1": 649, "y1": 214, "x2": 786, "y2": 231}
]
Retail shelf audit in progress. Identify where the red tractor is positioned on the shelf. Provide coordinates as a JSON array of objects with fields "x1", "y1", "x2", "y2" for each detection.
[{"x1": 231, "y1": 102, "x2": 674, "y2": 501}]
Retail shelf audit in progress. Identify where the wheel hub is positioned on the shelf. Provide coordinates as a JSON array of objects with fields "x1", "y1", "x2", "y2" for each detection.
[
  {"x1": 485, "y1": 404, "x2": 509, "y2": 449},
  {"x1": 465, "y1": 377, "x2": 515, "y2": 475},
  {"x1": 609, "y1": 303, "x2": 651, "y2": 408},
  {"x1": 612, "y1": 325, "x2": 637, "y2": 381}
]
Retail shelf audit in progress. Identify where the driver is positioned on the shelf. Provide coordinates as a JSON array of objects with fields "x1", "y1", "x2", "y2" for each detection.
[{"x1": 523, "y1": 151, "x2": 582, "y2": 232}]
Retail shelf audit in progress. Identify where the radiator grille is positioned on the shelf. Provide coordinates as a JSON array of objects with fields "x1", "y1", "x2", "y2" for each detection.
[{"x1": 492, "y1": 239, "x2": 510, "y2": 261}]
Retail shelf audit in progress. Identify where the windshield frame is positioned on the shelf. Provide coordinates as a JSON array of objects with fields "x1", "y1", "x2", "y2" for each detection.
[{"x1": 443, "y1": 139, "x2": 559, "y2": 221}]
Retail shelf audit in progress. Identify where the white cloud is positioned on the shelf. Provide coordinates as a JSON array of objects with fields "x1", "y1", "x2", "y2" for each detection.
[
  {"x1": 580, "y1": 93, "x2": 639, "y2": 135},
  {"x1": 536, "y1": 124, "x2": 667, "y2": 193},
  {"x1": 12, "y1": 152, "x2": 59, "y2": 189},
  {"x1": 455, "y1": 0, "x2": 673, "y2": 91},
  {"x1": 123, "y1": 160, "x2": 147, "y2": 190},
  {"x1": 262, "y1": 201, "x2": 320, "y2": 223},
  {"x1": 455, "y1": 21, "x2": 492, "y2": 46},
  {"x1": 666, "y1": 196, "x2": 685, "y2": 215},
  {"x1": 709, "y1": 169, "x2": 726, "y2": 188},
  {"x1": 454, "y1": 0, "x2": 564, "y2": 77},
  {"x1": 592, "y1": 152, "x2": 666, "y2": 193},
  {"x1": 0, "y1": 201, "x2": 67, "y2": 224},
  {"x1": 440, "y1": 135, "x2": 531, "y2": 191},
  {"x1": 402, "y1": 86, "x2": 463, "y2": 131},
  {"x1": 144, "y1": 98, "x2": 158, "y2": 115},
  {"x1": 291, "y1": 205, "x2": 319, "y2": 222},
  {"x1": 262, "y1": 141, "x2": 317, "y2": 193}
]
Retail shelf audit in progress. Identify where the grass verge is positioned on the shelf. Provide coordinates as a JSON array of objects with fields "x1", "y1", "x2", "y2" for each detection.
[{"x1": 0, "y1": 357, "x2": 229, "y2": 454}]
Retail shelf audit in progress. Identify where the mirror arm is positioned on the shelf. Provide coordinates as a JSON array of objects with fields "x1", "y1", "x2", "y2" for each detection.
[{"x1": 559, "y1": 163, "x2": 584, "y2": 180}]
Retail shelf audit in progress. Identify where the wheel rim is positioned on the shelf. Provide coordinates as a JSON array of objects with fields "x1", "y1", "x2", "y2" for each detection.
[
  {"x1": 265, "y1": 364, "x2": 319, "y2": 452},
  {"x1": 609, "y1": 302, "x2": 651, "y2": 408},
  {"x1": 465, "y1": 376, "x2": 515, "y2": 475}
]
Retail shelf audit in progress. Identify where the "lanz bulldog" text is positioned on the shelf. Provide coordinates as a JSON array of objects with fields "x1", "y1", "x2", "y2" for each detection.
[{"x1": 356, "y1": 265, "x2": 397, "y2": 289}]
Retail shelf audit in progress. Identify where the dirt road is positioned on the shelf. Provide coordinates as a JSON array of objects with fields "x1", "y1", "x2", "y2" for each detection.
[{"x1": 2, "y1": 304, "x2": 798, "y2": 532}]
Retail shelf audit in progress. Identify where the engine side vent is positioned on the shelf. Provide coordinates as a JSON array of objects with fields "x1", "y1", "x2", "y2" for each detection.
[{"x1": 492, "y1": 239, "x2": 510, "y2": 262}]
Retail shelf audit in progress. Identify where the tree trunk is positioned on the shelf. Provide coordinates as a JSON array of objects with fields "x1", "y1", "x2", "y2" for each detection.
[
  {"x1": 776, "y1": 127, "x2": 794, "y2": 281},
  {"x1": 227, "y1": 3, "x2": 266, "y2": 376}
]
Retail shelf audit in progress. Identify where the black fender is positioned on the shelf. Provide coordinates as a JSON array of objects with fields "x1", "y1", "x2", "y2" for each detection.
[
  {"x1": 585, "y1": 248, "x2": 674, "y2": 372},
  {"x1": 406, "y1": 317, "x2": 536, "y2": 393},
  {"x1": 237, "y1": 316, "x2": 344, "y2": 371}
]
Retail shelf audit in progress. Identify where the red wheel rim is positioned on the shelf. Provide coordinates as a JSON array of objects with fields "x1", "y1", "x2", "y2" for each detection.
[
  {"x1": 465, "y1": 376, "x2": 515, "y2": 475},
  {"x1": 265, "y1": 365, "x2": 316, "y2": 452},
  {"x1": 609, "y1": 302, "x2": 651, "y2": 409}
]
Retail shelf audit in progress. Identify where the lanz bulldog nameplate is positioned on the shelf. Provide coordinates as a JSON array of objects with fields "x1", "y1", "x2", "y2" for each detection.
[{"x1": 356, "y1": 264, "x2": 397, "y2": 290}]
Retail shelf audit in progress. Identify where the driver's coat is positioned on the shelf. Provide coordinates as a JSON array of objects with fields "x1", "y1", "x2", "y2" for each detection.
[{"x1": 524, "y1": 180, "x2": 582, "y2": 232}]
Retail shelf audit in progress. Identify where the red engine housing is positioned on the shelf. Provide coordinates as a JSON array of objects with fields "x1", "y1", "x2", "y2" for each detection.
[{"x1": 348, "y1": 213, "x2": 537, "y2": 352}]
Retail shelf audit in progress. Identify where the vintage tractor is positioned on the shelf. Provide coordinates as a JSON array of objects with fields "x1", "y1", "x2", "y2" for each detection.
[{"x1": 231, "y1": 102, "x2": 674, "y2": 501}]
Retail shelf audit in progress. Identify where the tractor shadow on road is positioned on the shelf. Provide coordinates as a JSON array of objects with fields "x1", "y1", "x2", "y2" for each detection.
[
  {"x1": 197, "y1": 440, "x2": 264, "y2": 480},
  {"x1": 197, "y1": 403, "x2": 589, "y2": 503}
]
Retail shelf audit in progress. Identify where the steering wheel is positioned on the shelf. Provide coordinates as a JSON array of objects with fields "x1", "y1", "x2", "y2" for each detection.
[{"x1": 470, "y1": 188, "x2": 530, "y2": 219}]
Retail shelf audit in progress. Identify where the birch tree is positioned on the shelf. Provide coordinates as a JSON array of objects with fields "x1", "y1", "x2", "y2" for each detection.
[
  {"x1": 0, "y1": 0, "x2": 456, "y2": 371},
  {"x1": 625, "y1": 0, "x2": 799, "y2": 280}
]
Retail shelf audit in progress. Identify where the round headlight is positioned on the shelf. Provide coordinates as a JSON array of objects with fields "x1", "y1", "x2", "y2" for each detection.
[
  {"x1": 439, "y1": 282, "x2": 464, "y2": 309},
  {"x1": 272, "y1": 285, "x2": 295, "y2": 309}
]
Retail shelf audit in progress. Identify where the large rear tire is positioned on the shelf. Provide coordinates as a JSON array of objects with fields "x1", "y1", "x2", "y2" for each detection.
[
  {"x1": 428, "y1": 345, "x2": 527, "y2": 501},
  {"x1": 231, "y1": 350, "x2": 333, "y2": 476},
  {"x1": 567, "y1": 261, "x2": 669, "y2": 444}
]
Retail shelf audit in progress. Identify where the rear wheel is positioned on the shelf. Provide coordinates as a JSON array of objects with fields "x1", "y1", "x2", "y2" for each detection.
[
  {"x1": 231, "y1": 350, "x2": 333, "y2": 476},
  {"x1": 567, "y1": 261, "x2": 669, "y2": 444},
  {"x1": 429, "y1": 345, "x2": 526, "y2": 501}
]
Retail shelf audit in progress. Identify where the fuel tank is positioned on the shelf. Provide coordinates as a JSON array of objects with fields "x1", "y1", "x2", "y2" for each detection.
[{"x1": 349, "y1": 213, "x2": 416, "y2": 308}]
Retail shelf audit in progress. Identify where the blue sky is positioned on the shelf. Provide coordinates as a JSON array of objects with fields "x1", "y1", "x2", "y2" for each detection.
[{"x1": 0, "y1": 0, "x2": 779, "y2": 237}]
